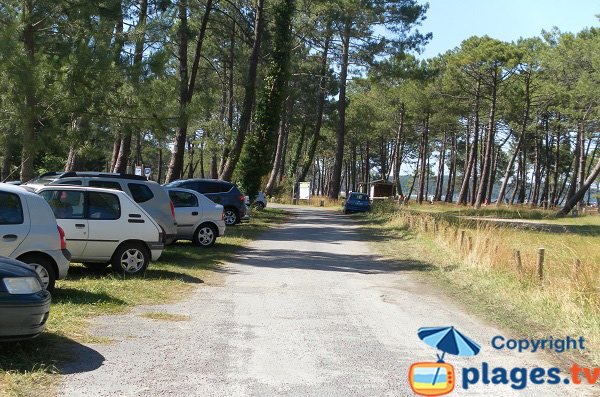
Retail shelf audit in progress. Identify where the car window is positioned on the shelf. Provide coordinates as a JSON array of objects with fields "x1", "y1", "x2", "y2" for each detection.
[
  {"x1": 169, "y1": 191, "x2": 198, "y2": 208},
  {"x1": 39, "y1": 190, "x2": 86, "y2": 219},
  {"x1": 55, "y1": 179, "x2": 82, "y2": 185},
  {"x1": 128, "y1": 183, "x2": 154, "y2": 203},
  {"x1": 199, "y1": 182, "x2": 222, "y2": 194},
  {"x1": 220, "y1": 183, "x2": 233, "y2": 193},
  {"x1": 89, "y1": 180, "x2": 122, "y2": 190},
  {"x1": 88, "y1": 192, "x2": 121, "y2": 220},
  {"x1": 180, "y1": 181, "x2": 199, "y2": 191},
  {"x1": 0, "y1": 192, "x2": 24, "y2": 224}
]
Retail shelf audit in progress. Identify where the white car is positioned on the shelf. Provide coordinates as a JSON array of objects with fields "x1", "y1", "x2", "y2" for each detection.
[
  {"x1": 36, "y1": 186, "x2": 164, "y2": 275},
  {"x1": 0, "y1": 183, "x2": 70, "y2": 291},
  {"x1": 166, "y1": 188, "x2": 226, "y2": 247},
  {"x1": 244, "y1": 191, "x2": 267, "y2": 210}
]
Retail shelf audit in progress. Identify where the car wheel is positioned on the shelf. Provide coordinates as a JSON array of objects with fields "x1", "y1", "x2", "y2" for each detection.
[
  {"x1": 20, "y1": 255, "x2": 56, "y2": 292},
  {"x1": 223, "y1": 208, "x2": 239, "y2": 226},
  {"x1": 193, "y1": 223, "x2": 217, "y2": 247},
  {"x1": 254, "y1": 201, "x2": 265, "y2": 210},
  {"x1": 83, "y1": 262, "x2": 109, "y2": 271},
  {"x1": 111, "y1": 242, "x2": 149, "y2": 276}
]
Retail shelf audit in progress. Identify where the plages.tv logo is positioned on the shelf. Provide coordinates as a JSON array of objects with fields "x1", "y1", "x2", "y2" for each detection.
[{"x1": 409, "y1": 326, "x2": 481, "y2": 396}]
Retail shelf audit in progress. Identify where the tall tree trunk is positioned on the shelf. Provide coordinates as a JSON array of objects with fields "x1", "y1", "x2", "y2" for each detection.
[
  {"x1": 166, "y1": 0, "x2": 213, "y2": 182},
  {"x1": 218, "y1": 22, "x2": 236, "y2": 177},
  {"x1": 114, "y1": 133, "x2": 132, "y2": 173},
  {"x1": 558, "y1": 158, "x2": 600, "y2": 216},
  {"x1": 265, "y1": 100, "x2": 290, "y2": 196},
  {"x1": 474, "y1": 75, "x2": 498, "y2": 208},
  {"x1": 434, "y1": 133, "x2": 446, "y2": 201},
  {"x1": 220, "y1": 0, "x2": 265, "y2": 181},
  {"x1": 300, "y1": 31, "x2": 332, "y2": 183},
  {"x1": 328, "y1": 20, "x2": 351, "y2": 199},
  {"x1": 392, "y1": 104, "x2": 406, "y2": 196},
  {"x1": 550, "y1": 115, "x2": 561, "y2": 206},
  {"x1": 457, "y1": 82, "x2": 481, "y2": 205},
  {"x1": 565, "y1": 123, "x2": 582, "y2": 202},
  {"x1": 445, "y1": 131, "x2": 457, "y2": 202},
  {"x1": 20, "y1": 1, "x2": 36, "y2": 182},
  {"x1": 417, "y1": 114, "x2": 429, "y2": 204}
]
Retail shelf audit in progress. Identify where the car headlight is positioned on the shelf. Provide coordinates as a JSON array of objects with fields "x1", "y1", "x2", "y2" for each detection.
[{"x1": 3, "y1": 277, "x2": 42, "y2": 294}]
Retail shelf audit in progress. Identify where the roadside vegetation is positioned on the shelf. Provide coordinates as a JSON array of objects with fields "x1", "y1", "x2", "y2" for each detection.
[
  {"x1": 0, "y1": 208, "x2": 287, "y2": 397},
  {"x1": 363, "y1": 202, "x2": 600, "y2": 366}
]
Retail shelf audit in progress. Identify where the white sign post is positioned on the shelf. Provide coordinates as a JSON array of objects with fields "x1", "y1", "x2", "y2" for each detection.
[
  {"x1": 134, "y1": 165, "x2": 142, "y2": 176},
  {"x1": 299, "y1": 182, "x2": 310, "y2": 200}
]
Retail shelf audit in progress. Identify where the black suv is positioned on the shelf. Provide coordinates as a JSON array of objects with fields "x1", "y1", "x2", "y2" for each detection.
[{"x1": 164, "y1": 179, "x2": 247, "y2": 226}]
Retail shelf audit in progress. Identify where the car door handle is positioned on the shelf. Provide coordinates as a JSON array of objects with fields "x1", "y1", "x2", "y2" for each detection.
[
  {"x1": 191, "y1": 211, "x2": 198, "y2": 216},
  {"x1": 75, "y1": 224, "x2": 86, "y2": 228},
  {"x1": 2, "y1": 234, "x2": 17, "y2": 241}
]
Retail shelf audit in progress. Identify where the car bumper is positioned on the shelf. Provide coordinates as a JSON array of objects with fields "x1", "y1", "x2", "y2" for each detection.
[
  {"x1": 46, "y1": 249, "x2": 71, "y2": 280},
  {"x1": 0, "y1": 291, "x2": 51, "y2": 341},
  {"x1": 344, "y1": 204, "x2": 371, "y2": 212},
  {"x1": 148, "y1": 242, "x2": 164, "y2": 261}
]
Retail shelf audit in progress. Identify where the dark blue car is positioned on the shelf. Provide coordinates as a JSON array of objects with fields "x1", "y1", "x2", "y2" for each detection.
[{"x1": 343, "y1": 192, "x2": 371, "y2": 214}]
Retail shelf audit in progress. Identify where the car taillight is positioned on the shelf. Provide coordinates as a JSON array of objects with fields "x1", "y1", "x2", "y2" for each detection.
[
  {"x1": 170, "y1": 201, "x2": 176, "y2": 220},
  {"x1": 57, "y1": 226, "x2": 67, "y2": 250},
  {"x1": 221, "y1": 211, "x2": 225, "y2": 221},
  {"x1": 240, "y1": 195, "x2": 245, "y2": 202}
]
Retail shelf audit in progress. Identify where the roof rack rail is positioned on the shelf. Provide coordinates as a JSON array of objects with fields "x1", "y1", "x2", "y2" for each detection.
[{"x1": 69, "y1": 172, "x2": 148, "y2": 181}]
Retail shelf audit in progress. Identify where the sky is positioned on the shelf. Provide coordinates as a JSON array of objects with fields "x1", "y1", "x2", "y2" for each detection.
[{"x1": 416, "y1": 0, "x2": 599, "y2": 59}]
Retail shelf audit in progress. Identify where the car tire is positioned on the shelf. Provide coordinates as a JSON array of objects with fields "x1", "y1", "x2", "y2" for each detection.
[
  {"x1": 193, "y1": 223, "x2": 217, "y2": 247},
  {"x1": 343, "y1": 209, "x2": 349, "y2": 214},
  {"x1": 223, "y1": 208, "x2": 239, "y2": 226},
  {"x1": 19, "y1": 254, "x2": 56, "y2": 292},
  {"x1": 83, "y1": 262, "x2": 109, "y2": 271},
  {"x1": 111, "y1": 242, "x2": 150, "y2": 276},
  {"x1": 254, "y1": 202, "x2": 265, "y2": 210}
]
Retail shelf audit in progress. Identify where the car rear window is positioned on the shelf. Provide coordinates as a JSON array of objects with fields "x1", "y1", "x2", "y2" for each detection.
[
  {"x1": 88, "y1": 192, "x2": 121, "y2": 220},
  {"x1": 90, "y1": 180, "x2": 122, "y2": 190},
  {"x1": 0, "y1": 192, "x2": 24, "y2": 224},
  {"x1": 350, "y1": 194, "x2": 369, "y2": 201},
  {"x1": 169, "y1": 191, "x2": 198, "y2": 208},
  {"x1": 128, "y1": 183, "x2": 154, "y2": 203},
  {"x1": 39, "y1": 190, "x2": 86, "y2": 219}
]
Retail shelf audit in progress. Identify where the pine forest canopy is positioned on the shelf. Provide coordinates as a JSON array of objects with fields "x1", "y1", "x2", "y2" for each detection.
[{"x1": 0, "y1": 1, "x2": 598, "y2": 215}]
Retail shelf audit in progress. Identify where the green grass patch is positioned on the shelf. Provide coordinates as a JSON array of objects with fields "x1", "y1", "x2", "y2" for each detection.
[{"x1": 0, "y1": 208, "x2": 287, "y2": 397}]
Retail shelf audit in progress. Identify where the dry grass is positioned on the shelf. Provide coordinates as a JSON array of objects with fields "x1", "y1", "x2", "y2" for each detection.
[
  {"x1": 140, "y1": 312, "x2": 190, "y2": 322},
  {"x1": 0, "y1": 208, "x2": 288, "y2": 397},
  {"x1": 272, "y1": 195, "x2": 341, "y2": 208},
  {"x1": 365, "y1": 202, "x2": 600, "y2": 366}
]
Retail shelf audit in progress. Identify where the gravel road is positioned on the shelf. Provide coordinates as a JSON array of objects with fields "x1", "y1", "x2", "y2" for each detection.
[{"x1": 59, "y1": 205, "x2": 596, "y2": 397}]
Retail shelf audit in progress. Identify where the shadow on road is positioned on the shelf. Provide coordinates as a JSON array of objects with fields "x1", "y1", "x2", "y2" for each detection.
[{"x1": 0, "y1": 333, "x2": 105, "y2": 375}]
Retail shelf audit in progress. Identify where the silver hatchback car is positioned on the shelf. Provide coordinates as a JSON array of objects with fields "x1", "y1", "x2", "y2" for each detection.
[
  {"x1": 0, "y1": 183, "x2": 70, "y2": 291},
  {"x1": 23, "y1": 172, "x2": 178, "y2": 243}
]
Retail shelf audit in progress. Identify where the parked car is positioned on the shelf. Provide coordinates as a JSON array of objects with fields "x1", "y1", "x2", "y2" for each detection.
[
  {"x1": 36, "y1": 186, "x2": 164, "y2": 275},
  {"x1": 166, "y1": 188, "x2": 226, "y2": 247},
  {"x1": 164, "y1": 179, "x2": 247, "y2": 226},
  {"x1": 0, "y1": 183, "x2": 70, "y2": 291},
  {"x1": 244, "y1": 191, "x2": 267, "y2": 210},
  {"x1": 343, "y1": 192, "x2": 371, "y2": 214},
  {"x1": 0, "y1": 256, "x2": 51, "y2": 341},
  {"x1": 23, "y1": 172, "x2": 177, "y2": 244}
]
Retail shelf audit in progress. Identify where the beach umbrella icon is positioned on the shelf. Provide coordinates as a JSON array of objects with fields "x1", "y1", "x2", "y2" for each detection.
[{"x1": 417, "y1": 326, "x2": 481, "y2": 385}]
